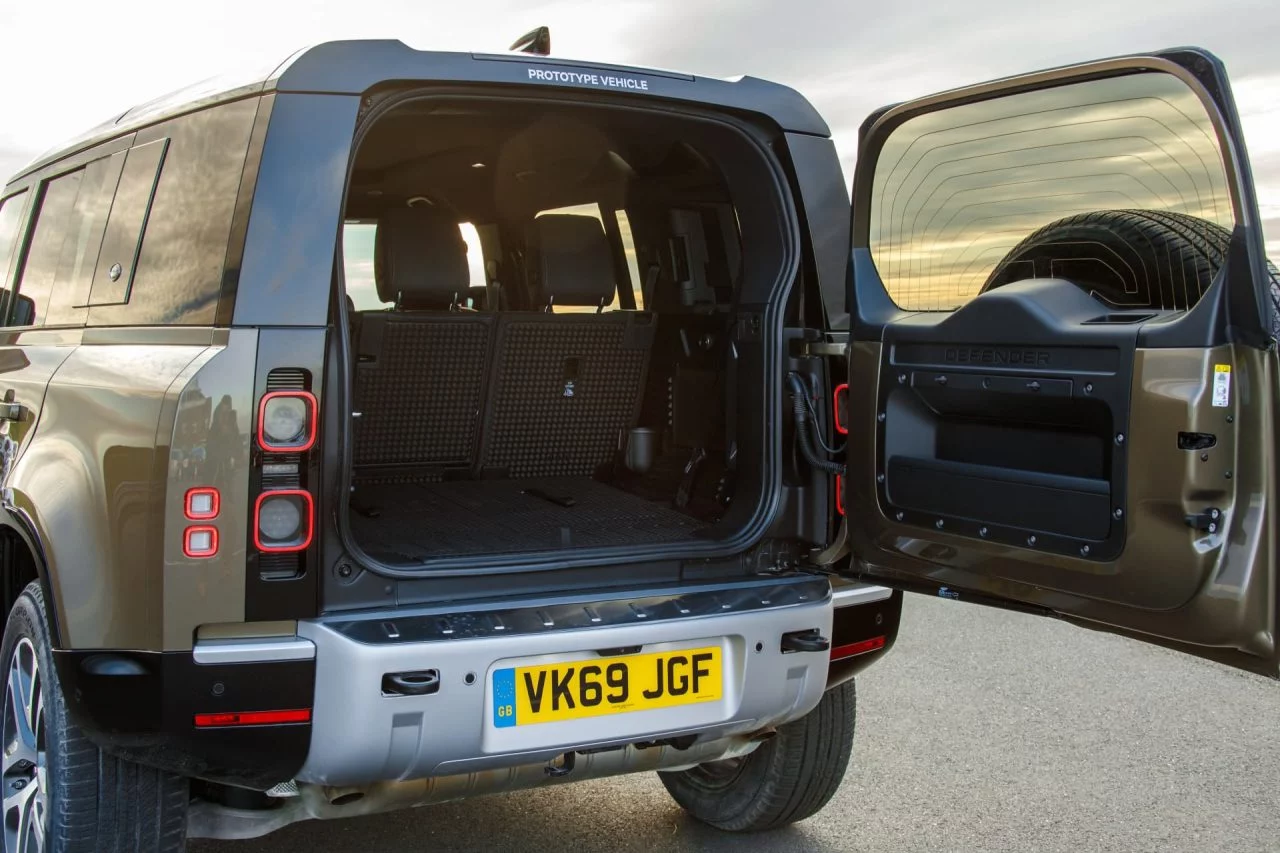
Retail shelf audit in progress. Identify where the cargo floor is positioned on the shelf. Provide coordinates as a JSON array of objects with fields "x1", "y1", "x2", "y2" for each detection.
[{"x1": 349, "y1": 476, "x2": 707, "y2": 562}]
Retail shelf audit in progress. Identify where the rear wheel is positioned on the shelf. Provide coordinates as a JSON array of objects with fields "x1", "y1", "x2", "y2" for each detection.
[
  {"x1": 659, "y1": 680, "x2": 855, "y2": 832},
  {"x1": 1, "y1": 582, "x2": 188, "y2": 853}
]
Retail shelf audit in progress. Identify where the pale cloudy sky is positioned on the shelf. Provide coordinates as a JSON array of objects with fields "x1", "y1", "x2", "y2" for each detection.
[{"x1": 2, "y1": 0, "x2": 1278, "y2": 252}]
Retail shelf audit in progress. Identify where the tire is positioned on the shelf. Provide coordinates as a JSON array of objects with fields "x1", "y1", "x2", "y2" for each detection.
[
  {"x1": 1, "y1": 581, "x2": 188, "y2": 853},
  {"x1": 659, "y1": 680, "x2": 855, "y2": 832},
  {"x1": 983, "y1": 209, "x2": 1280, "y2": 337}
]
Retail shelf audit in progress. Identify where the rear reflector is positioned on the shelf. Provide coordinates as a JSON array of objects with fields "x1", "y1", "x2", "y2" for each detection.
[
  {"x1": 194, "y1": 709, "x2": 312, "y2": 728},
  {"x1": 830, "y1": 636, "x2": 886, "y2": 661},
  {"x1": 835, "y1": 474, "x2": 845, "y2": 515}
]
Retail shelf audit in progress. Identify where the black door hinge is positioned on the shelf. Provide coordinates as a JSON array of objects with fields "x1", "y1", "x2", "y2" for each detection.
[{"x1": 1185, "y1": 507, "x2": 1222, "y2": 533}]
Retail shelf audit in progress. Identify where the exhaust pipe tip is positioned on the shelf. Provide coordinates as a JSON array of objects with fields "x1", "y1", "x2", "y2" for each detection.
[{"x1": 325, "y1": 787, "x2": 366, "y2": 806}]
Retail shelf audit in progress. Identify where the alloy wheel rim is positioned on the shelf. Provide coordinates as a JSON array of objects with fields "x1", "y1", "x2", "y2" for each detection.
[{"x1": 3, "y1": 638, "x2": 46, "y2": 853}]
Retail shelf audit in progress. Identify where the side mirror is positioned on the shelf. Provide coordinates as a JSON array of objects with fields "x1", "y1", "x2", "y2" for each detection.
[{"x1": 510, "y1": 26, "x2": 551, "y2": 56}]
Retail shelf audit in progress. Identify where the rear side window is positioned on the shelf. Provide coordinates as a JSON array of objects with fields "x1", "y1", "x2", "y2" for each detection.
[
  {"x1": 87, "y1": 139, "x2": 167, "y2": 307},
  {"x1": 0, "y1": 192, "x2": 28, "y2": 287},
  {"x1": 343, "y1": 218, "x2": 486, "y2": 311},
  {"x1": 13, "y1": 169, "x2": 86, "y2": 327},
  {"x1": 533, "y1": 203, "x2": 642, "y2": 311},
  {"x1": 10, "y1": 152, "x2": 135, "y2": 328},
  {"x1": 48, "y1": 153, "x2": 127, "y2": 326},
  {"x1": 615, "y1": 209, "x2": 644, "y2": 306},
  {"x1": 342, "y1": 222, "x2": 379, "y2": 310},
  {"x1": 88, "y1": 98, "x2": 259, "y2": 327}
]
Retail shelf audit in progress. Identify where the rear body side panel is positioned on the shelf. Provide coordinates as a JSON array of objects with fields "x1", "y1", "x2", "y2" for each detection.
[
  {"x1": 0, "y1": 329, "x2": 81, "y2": 639},
  {"x1": 9, "y1": 333, "x2": 211, "y2": 649},
  {"x1": 161, "y1": 329, "x2": 258, "y2": 650}
]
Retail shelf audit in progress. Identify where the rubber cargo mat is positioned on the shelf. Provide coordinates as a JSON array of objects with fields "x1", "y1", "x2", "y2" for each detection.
[{"x1": 349, "y1": 476, "x2": 705, "y2": 562}]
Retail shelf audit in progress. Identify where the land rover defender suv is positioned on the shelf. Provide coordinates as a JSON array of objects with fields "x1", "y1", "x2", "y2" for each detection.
[{"x1": 0, "y1": 38, "x2": 1275, "y2": 851}]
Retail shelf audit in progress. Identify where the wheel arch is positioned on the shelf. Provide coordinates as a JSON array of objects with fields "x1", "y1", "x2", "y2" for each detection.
[{"x1": 0, "y1": 506, "x2": 61, "y2": 648}]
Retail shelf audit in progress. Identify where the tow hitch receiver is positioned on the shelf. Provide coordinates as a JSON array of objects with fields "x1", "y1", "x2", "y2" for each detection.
[{"x1": 780, "y1": 629, "x2": 830, "y2": 654}]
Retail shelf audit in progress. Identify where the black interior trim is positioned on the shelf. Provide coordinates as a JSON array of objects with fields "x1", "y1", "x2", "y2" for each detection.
[{"x1": 875, "y1": 278, "x2": 1135, "y2": 561}]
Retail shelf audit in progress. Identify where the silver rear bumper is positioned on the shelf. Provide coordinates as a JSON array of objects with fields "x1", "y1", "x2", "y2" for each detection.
[{"x1": 294, "y1": 576, "x2": 838, "y2": 786}]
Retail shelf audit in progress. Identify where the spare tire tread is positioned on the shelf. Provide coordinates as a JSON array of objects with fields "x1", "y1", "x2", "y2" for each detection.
[{"x1": 985, "y1": 208, "x2": 1279, "y2": 336}]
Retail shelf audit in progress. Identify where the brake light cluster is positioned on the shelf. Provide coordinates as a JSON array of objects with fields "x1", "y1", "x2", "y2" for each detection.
[
  {"x1": 183, "y1": 488, "x2": 221, "y2": 558},
  {"x1": 833, "y1": 383, "x2": 849, "y2": 435},
  {"x1": 833, "y1": 384, "x2": 848, "y2": 516},
  {"x1": 254, "y1": 391, "x2": 317, "y2": 554}
]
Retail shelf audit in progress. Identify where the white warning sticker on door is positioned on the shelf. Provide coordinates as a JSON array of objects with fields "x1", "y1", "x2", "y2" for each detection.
[{"x1": 1212, "y1": 364, "x2": 1232, "y2": 407}]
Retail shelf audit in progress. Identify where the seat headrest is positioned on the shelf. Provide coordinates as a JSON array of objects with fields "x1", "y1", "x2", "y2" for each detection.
[
  {"x1": 531, "y1": 215, "x2": 617, "y2": 308},
  {"x1": 374, "y1": 206, "x2": 470, "y2": 309}
]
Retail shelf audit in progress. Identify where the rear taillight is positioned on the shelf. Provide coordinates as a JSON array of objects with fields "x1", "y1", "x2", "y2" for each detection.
[
  {"x1": 250, "y1": 371, "x2": 318, "y2": 587},
  {"x1": 182, "y1": 487, "x2": 221, "y2": 558},
  {"x1": 184, "y1": 487, "x2": 220, "y2": 520},
  {"x1": 257, "y1": 391, "x2": 317, "y2": 452},
  {"x1": 253, "y1": 489, "x2": 314, "y2": 553},
  {"x1": 833, "y1": 383, "x2": 849, "y2": 435},
  {"x1": 183, "y1": 526, "x2": 219, "y2": 559}
]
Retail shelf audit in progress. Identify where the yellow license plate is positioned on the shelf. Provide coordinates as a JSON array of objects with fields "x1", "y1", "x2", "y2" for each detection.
[{"x1": 491, "y1": 646, "x2": 722, "y2": 728}]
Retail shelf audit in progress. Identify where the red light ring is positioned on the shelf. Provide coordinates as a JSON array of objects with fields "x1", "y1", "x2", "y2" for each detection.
[
  {"x1": 833, "y1": 383, "x2": 849, "y2": 435},
  {"x1": 183, "y1": 525, "x2": 219, "y2": 559},
  {"x1": 253, "y1": 489, "x2": 314, "y2": 553},
  {"x1": 184, "y1": 487, "x2": 220, "y2": 520},
  {"x1": 257, "y1": 390, "x2": 317, "y2": 453}
]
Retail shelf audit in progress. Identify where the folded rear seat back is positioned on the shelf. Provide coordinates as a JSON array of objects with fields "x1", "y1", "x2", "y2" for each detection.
[
  {"x1": 352, "y1": 206, "x2": 493, "y2": 482},
  {"x1": 478, "y1": 215, "x2": 654, "y2": 480}
]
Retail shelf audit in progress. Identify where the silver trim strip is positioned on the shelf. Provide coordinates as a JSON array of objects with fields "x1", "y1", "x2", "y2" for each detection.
[
  {"x1": 831, "y1": 583, "x2": 893, "y2": 608},
  {"x1": 193, "y1": 637, "x2": 316, "y2": 665}
]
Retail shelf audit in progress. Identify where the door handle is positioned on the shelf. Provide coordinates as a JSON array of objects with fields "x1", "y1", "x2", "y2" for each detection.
[{"x1": 0, "y1": 390, "x2": 24, "y2": 422}]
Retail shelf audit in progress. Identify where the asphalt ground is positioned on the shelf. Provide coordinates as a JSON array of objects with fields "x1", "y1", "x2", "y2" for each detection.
[{"x1": 192, "y1": 595, "x2": 1280, "y2": 853}]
